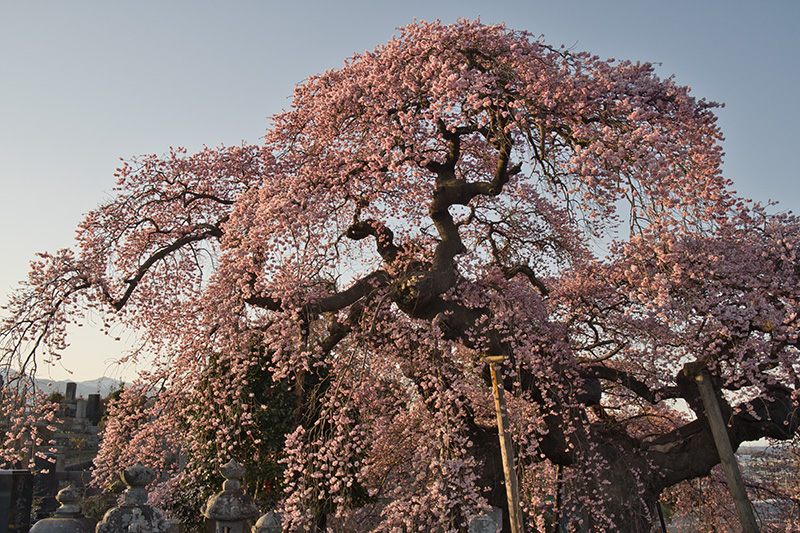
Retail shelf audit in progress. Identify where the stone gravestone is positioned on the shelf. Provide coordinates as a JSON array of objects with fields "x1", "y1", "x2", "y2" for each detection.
[
  {"x1": 65, "y1": 383, "x2": 76, "y2": 403},
  {"x1": 74, "y1": 398, "x2": 87, "y2": 421},
  {"x1": 33, "y1": 453, "x2": 59, "y2": 520},
  {"x1": 86, "y1": 394, "x2": 102, "y2": 426},
  {"x1": 63, "y1": 383, "x2": 77, "y2": 418},
  {"x1": 0, "y1": 469, "x2": 34, "y2": 531}
]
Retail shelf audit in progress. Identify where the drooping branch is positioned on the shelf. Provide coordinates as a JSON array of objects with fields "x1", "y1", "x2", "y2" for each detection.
[{"x1": 0, "y1": 260, "x2": 91, "y2": 376}]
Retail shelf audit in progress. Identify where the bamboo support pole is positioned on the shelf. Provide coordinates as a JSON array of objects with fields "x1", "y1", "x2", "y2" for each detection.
[
  {"x1": 486, "y1": 355, "x2": 524, "y2": 533},
  {"x1": 695, "y1": 369, "x2": 760, "y2": 532}
]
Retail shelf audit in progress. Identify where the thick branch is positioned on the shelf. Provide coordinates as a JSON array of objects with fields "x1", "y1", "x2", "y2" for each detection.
[
  {"x1": 305, "y1": 270, "x2": 390, "y2": 316},
  {"x1": 503, "y1": 264, "x2": 549, "y2": 296},
  {"x1": 318, "y1": 302, "x2": 363, "y2": 355},
  {"x1": 246, "y1": 270, "x2": 390, "y2": 327},
  {"x1": 580, "y1": 365, "x2": 673, "y2": 404},
  {"x1": 345, "y1": 220, "x2": 400, "y2": 263},
  {"x1": 647, "y1": 383, "x2": 799, "y2": 489},
  {"x1": 423, "y1": 115, "x2": 521, "y2": 283}
]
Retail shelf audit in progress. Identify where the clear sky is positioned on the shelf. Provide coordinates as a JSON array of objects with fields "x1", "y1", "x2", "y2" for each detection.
[{"x1": 1, "y1": 1, "x2": 798, "y2": 381}]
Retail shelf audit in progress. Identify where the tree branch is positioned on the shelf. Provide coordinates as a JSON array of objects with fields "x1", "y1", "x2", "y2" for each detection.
[
  {"x1": 503, "y1": 264, "x2": 549, "y2": 296},
  {"x1": 345, "y1": 220, "x2": 400, "y2": 263},
  {"x1": 106, "y1": 221, "x2": 226, "y2": 311},
  {"x1": 579, "y1": 365, "x2": 671, "y2": 405}
]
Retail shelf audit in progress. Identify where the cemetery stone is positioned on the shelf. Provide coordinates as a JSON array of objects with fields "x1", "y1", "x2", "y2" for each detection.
[{"x1": 0, "y1": 469, "x2": 34, "y2": 531}]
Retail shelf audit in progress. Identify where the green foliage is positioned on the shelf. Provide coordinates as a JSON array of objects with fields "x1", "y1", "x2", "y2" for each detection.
[
  {"x1": 161, "y1": 349, "x2": 297, "y2": 526},
  {"x1": 46, "y1": 391, "x2": 64, "y2": 404}
]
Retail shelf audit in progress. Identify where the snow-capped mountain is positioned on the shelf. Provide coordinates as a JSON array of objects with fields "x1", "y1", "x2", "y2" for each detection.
[{"x1": 35, "y1": 376, "x2": 124, "y2": 398}]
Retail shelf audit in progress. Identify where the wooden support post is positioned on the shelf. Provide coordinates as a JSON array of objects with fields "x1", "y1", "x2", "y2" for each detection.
[
  {"x1": 695, "y1": 369, "x2": 760, "y2": 532},
  {"x1": 486, "y1": 356, "x2": 524, "y2": 533}
]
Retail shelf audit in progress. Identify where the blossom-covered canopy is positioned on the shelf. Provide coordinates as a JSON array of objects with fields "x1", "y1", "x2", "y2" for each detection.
[{"x1": 3, "y1": 20, "x2": 798, "y2": 531}]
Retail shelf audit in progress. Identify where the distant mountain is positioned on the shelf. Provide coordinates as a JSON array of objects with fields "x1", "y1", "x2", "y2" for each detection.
[{"x1": 35, "y1": 376, "x2": 124, "y2": 398}]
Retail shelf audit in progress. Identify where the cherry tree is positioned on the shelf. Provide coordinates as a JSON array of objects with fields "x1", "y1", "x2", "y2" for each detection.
[{"x1": 2, "y1": 20, "x2": 799, "y2": 531}]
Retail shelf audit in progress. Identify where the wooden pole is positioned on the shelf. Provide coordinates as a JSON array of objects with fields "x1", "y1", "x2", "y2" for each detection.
[
  {"x1": 695, "y1": 369, "x2": 760, "y2": 532},
  {"x1": 486, "y1": 356, "x2": 524, "y2": 533}
]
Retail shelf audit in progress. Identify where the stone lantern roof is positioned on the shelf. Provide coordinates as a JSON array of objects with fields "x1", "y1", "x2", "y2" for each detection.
[{"x1": 29, "y1": 484, "x2": 97, "y2": 533}]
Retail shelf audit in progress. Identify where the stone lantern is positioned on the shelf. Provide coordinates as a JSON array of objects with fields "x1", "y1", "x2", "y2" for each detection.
[
  {"x1": 29, "y1": 484, "x2": 97, "y2": 533},
  {"x1": 252, "y1": 511, "x2": 282, "y2": 533},
  {"x1": 95, "y1": 462, "x2": 169, "y2": 533},
  {"x1": 469, "y1": 507, "x2": 503, "y2": 533},
  {"x1": 202, "y1": 459, "x2": 260, "y2": 533}
]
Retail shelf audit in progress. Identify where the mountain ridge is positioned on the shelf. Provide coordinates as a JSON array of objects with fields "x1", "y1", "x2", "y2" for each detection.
[{"x1": 35, "y1": 376, "x2": 124, "y2": 398}]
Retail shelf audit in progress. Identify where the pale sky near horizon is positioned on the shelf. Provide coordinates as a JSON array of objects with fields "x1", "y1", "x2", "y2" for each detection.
[{"x1": 1, "y1": 1, "x2": 798, "y2": 382}]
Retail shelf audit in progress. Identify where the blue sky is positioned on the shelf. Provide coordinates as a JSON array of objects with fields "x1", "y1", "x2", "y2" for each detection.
[{"x1": 1, "y1": 1, "x2": 798, "y2": 381}]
